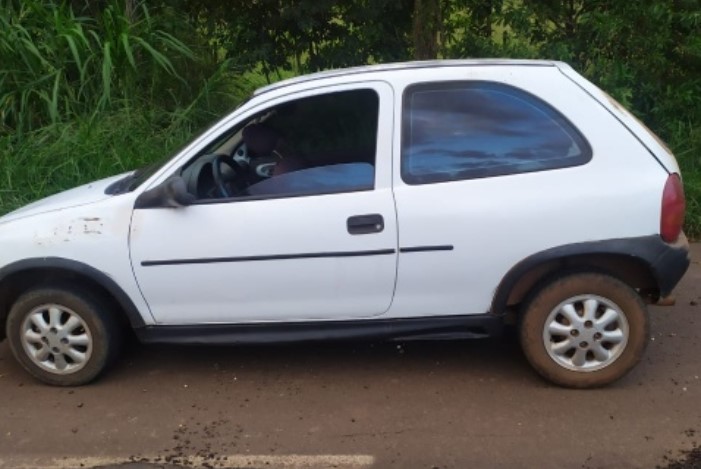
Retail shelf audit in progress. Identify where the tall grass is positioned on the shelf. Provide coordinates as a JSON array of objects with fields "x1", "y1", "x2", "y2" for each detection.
[
  {"x1": 0, "y1": 67, "x2": 267, "y2": 215},
  {"x1": 0, "y1": 0, "x2": 194, "y2": 134},
  {"x1": 0, "y1": 0, "x2": 266, "y2": 215},
  {"x1": 0, "y1": 107, "x2": 191, "y2": 212}
]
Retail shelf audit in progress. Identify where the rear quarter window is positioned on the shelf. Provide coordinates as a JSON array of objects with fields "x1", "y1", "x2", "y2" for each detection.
[{"x1": 401, "y1": 81, "x2": 592, "y2": 184}]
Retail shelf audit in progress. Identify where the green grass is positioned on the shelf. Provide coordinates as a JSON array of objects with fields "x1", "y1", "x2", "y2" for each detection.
[
  {"x1": 0, "y1": 0, "x2": 200, "y2": 134},
  {"x1": 0, "y1": 107, "x2": 189, "y2": 212},
  {"x1": 0, "y1": 66, "x2": 266, "y2": 215}
]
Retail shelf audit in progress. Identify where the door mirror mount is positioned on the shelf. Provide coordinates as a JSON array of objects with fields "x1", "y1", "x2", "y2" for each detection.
[{"x1": 134, "y1": 177, "x2": 195, "y2": 209}]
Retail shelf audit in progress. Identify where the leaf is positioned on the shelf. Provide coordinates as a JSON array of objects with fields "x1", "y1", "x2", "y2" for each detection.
[
  {"x1": 133, "y1": 36, "x2": 177, "y2": 76},
  {"x1": 49, "y1": 72, "x2": 60, "y2": 123},
  {"x1": 120, "y1": 33, "x2": 136, "y2": 69},
  {"x1": 62, "y1": 33, "x2": 83, "y2": 71},
  {"x1": 101, "y1": 40, "x2": 113, "y2": 108}
]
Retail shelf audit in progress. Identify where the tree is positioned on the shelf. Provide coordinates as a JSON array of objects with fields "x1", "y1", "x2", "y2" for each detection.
[
  {"x1": 179, "y1": 0, "x2": 413, "y2": 79},
  {"x1": 412, "y1": 0, "x2": 442, "y2": 59}
]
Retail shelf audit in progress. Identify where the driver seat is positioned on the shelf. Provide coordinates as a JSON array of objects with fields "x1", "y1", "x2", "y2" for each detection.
[{"x1": 242, "y1": 124, "x2": 306, "y2": 176}]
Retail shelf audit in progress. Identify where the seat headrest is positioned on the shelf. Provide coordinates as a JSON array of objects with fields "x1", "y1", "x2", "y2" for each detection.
[{"x1": 242, "y1": 124, "x2": 280, "y2": 156}]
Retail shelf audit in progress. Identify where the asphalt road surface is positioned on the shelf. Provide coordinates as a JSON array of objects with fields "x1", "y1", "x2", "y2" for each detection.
[{"x1": 1, "y1": 247, "x2": 700, "y2": 469}]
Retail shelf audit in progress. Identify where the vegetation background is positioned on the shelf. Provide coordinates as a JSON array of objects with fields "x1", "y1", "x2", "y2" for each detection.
[{"x1": 1, "y1": 0, "x2": 700, "y2": 235}]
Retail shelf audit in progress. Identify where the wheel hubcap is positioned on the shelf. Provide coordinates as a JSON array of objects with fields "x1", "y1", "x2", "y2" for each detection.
[
  {"x1": 20, "y1": 304, "x2": 92, "y2": 375},
  {"x1": 543, "y1": 295, "x2": 629, "y2": 372}
]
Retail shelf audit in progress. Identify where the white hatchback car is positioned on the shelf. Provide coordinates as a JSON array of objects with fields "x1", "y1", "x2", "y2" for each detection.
[{"x1": 0, "y1": 60, "x2": 689, "y2": 388}]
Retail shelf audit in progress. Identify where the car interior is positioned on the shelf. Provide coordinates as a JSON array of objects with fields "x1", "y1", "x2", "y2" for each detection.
[{"x1": 179, "y1": 89, "x2": 380, "y2": 201}]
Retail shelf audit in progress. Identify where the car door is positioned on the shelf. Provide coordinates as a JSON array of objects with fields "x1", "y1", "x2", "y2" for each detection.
[
  {"x1": 129, "y1": 82, "x2": 397, "y2": 324},
  {"x1": 388, "y1": 72, "x2": 596, "y2": 318}
]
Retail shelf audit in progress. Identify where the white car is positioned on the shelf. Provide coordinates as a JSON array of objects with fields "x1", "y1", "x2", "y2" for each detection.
[{"x1": 0, "y1": 60, "x2": 689, "y2": 387}]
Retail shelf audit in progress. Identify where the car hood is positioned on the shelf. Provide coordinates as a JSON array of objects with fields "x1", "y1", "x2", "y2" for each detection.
[{"x1": 0, "y1": 172, "x2": 132, "y2": 225}]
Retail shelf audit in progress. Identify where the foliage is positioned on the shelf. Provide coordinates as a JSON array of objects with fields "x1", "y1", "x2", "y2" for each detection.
[
  {"x1": 0, "y1": 0, "x2": 196, "y2": 133},
  {"x1": 0, "y1": 108, "x2": 190, "y2": 212},
  {"x1": 0, "y1": 67, "x2": 264, "y2": 215},
  {"x1": 1, "y1": 0, "x2": 701, "y2": 236},
  {"x1": 177, "y1": 0, "x2": 414, "y2": 77}
]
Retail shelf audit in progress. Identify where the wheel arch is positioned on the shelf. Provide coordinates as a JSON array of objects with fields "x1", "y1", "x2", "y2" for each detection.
[
  {"x1": 490, "y1": 236, "x2": 685, "y2": 316},
  {"x1": 0, "y1": 258, "x2": 146, "y2": 340}
]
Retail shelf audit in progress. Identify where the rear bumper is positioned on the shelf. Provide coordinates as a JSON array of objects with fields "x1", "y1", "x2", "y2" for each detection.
[{"x1": 650, "y1": 232, "x2": 690, "y2": 297}]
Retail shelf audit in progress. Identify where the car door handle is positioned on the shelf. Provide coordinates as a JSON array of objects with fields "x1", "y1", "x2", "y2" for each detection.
[{"x1": 347, "y1": 214, "x2": 384, "y2": 235}]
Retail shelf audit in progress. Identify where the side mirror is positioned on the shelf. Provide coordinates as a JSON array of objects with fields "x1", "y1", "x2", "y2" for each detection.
[{"x1": 134, "y1": 177, "x2": 196, "y2": 209}]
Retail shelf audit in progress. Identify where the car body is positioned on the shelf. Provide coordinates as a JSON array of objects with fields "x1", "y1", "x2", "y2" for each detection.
[{"x1": 0, "y1": 60, "x2": 690, "y2": 387}]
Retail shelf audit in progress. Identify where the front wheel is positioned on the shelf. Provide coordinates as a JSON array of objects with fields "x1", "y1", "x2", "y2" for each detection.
[
  {"x1": 6, "y1": 285, "x2": 122, "y2": 386},
  {"x1": 520, "y1": 272, "x2": 649, "y2": 388}
]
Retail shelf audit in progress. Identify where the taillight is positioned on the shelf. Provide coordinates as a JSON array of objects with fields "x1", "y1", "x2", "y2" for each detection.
[{"x1": 660, "y1": 173, "x2": 685, "y2": 242}]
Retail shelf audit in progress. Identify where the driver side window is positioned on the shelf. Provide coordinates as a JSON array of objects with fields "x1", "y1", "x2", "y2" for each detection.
[{"x1": 182, "y1": 88, "x2": 380, "y2": 201}]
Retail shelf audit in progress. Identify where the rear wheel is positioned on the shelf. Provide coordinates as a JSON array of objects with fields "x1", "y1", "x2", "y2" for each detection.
[
  {"x1": 6, "y1": 285, "x2": 122, "y2": 386},
  {"x1": 520, "y1": 272, "x2": 648, "y2": 388}
]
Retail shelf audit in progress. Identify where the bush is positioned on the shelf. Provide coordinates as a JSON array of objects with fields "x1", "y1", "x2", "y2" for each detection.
[
  {"x1": 0, "y1": 107, "x2": 187, "y2": 213},
  {"x1": 0, "y1": 0, "x2": 267, "y2": 216},
  {"x1": 0, "y1": 0, "x2": 195, "y2": 134}
]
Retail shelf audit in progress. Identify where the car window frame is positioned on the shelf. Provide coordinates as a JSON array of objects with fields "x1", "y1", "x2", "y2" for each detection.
[
  {"x1": 182, "y1": 85, "x2": 386, "y2": 206},
  {"x1": 400, "y1": 80, "x2": 593, "y2": 185}
]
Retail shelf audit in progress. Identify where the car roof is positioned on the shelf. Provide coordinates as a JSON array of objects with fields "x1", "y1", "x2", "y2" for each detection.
[{"x1": 253, "y1": 59, "x2": 561, "y2": 97}]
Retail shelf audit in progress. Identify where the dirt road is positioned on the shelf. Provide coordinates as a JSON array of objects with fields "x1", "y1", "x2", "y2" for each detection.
[{"x1": 1, "y1": 247, "x2": 700, "y2": 469}]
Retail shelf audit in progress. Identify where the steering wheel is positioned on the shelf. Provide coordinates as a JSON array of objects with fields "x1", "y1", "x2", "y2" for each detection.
[{"x1": 212, "y1": 154, "x2": 246, "y2": 198}]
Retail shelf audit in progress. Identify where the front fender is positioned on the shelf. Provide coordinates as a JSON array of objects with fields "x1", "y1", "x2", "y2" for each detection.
[{"x1": 0, "y1": 257, "x2": 146, "y2": 330}]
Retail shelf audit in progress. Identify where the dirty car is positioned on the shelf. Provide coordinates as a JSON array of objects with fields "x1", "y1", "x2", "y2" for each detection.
[{"x1": 0, "y1": 60, "x2": 690, "y2": 388}]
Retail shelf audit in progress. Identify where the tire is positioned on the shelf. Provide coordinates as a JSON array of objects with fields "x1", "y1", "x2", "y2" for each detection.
[
  {"x1": 6, "y1": 285, "x2": 122, "y2": 386},
  {"x1": 520, "y1": 272, "x2": 649, "y2": 388}
]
